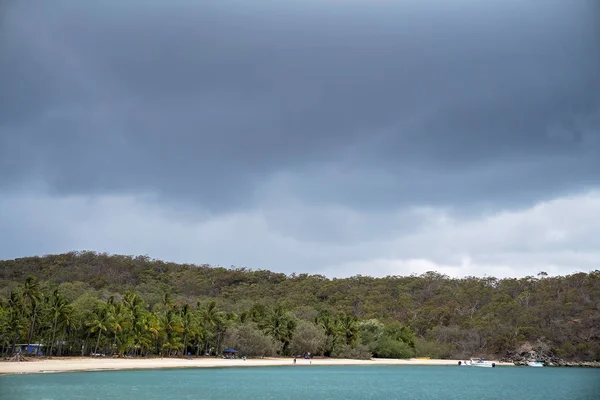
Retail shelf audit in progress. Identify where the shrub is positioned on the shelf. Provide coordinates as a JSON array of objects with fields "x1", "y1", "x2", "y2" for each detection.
[
  {"x1": 374, "y1": 337, "x2": 414, "y2": 359},
  {"x1": 358, "y1": 319, "x2": 384, "y2": 353},
  {"x1": 331, "y1": 343, "x2": 372, "y2": 360},
  {"x1": 414, "y1": 337, "x2": 454, "y2": 359},
  {"x1": 289, "y1": 320, "x2": 327, "y2": 356},
  {"x1": 223, "y1": 323, "x2": 279, "y2": 357}
]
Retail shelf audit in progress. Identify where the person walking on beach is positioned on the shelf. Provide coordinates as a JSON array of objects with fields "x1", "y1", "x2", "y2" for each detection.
[{"x1": 293, "y1": 357, "x2": 297, "y2": 365}]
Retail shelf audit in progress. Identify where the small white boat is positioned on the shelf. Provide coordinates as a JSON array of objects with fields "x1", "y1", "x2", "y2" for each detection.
[
  {"x1": 527, "y1": 361, "x2": 544, "y2": 367},
  {"x1": 469, "y1": 358, "x2": 495, "y2": 368}
]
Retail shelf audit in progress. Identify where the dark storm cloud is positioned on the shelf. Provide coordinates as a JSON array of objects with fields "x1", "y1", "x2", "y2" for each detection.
[{"x1": 1, "y1": 0, "x2": 599, "y2": 211}]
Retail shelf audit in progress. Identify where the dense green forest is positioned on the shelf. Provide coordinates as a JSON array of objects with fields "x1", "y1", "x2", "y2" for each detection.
[{"x1": 1, "y1": 252, "x2": 599, "y2": 361}]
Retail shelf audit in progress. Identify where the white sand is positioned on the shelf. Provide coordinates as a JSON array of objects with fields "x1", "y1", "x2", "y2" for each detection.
[{"x1": 0, "y1": 357, "x2": 513, "y2": 374}]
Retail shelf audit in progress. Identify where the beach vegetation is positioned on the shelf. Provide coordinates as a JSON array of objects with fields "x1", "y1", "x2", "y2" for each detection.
[{"x1": 0, "y1": 252, "x2": 598, "y2": 361}]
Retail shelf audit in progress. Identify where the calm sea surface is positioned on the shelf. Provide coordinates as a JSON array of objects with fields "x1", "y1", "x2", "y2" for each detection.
[{"x1": 1, "y1": 365, "x2": 599, "y2": 400}]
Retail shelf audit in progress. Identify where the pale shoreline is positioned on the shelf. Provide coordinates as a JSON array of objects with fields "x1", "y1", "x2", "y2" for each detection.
[{"x1": 0, "y1": 357, "x2": 513, "y2": 375}]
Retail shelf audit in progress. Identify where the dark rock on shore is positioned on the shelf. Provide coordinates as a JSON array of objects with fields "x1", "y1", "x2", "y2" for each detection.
[{"x1": 500, "y1": 350, "x2": 600, "y2": 368}]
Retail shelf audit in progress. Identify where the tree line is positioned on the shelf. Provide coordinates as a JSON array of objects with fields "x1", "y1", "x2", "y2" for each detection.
[
  {"x1": 0, "y1": 276, "x2": 419, "y2": 359},
  {"x1": 0, "y1": 251, "x2": 599, "y2": 360}
]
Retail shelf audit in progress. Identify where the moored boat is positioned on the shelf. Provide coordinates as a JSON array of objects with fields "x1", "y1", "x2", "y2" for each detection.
[
  {"x1": 470, "y1": 358, "x2": 495, "y2": 368},
  {"x1": 527, "y1": 361, "x2": 544, "y2": 367}
]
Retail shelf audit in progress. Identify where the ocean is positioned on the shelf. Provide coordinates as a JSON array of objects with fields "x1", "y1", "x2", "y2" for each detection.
[{"x1": 1, "y1": 365, "x2": 599, "y2": 400}]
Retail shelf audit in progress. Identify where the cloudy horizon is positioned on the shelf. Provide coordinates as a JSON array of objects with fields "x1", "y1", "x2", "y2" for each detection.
[{"x1": 1, "y1": 0, "x2": 599, "y2": 278}]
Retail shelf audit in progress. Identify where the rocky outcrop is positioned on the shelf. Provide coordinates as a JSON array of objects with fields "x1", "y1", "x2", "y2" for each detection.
[
  {"x1": 500, "y1": 350, "x2": 600, "y2": 368},
  {"x1": 546, "y1": 360, "x2": 600, "y2": 368}
]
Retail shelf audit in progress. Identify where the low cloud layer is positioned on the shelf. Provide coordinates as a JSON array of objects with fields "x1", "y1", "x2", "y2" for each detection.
[
  {"x1": 1, "y1": 190, "x2": 599, "y2": 278},
  {"x1": 1, "y1": 0, "x2": 599, "y2": 277}
]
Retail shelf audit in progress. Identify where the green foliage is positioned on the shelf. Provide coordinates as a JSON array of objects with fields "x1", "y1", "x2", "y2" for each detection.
[
  {"x1": 358, "y1": 321, "x2": 417, "y2": 359},
  {"x1": 383, "y1": 322, "x2": 415, "y2": 348},
  {"x1": 337, "y1": 313, "x2": 359, "y2": 346},
  {"x1": 374, "y1": 337, "x2": 414, "y2": 359},
  {"x1": 331, "y1": 342, "x2": 372, "y2": 360},
  {"x1": 414, "y1": 337, "x2": 454, "y2": 359},
  {"x1": 0, "y1": 252, "x2": 598, "y2": 361},
  {"x1": 358, "y1": 319, "x2": 384, "y2": 353},
  {"x1": 258, "y1": 304, "x2": 297, "y2": 355},
  {"x1": 223, "y1": 323, "x2": 279, "y2": 357},
  {"x1": 289, "y1": 320, "x2": 327, "y2": 356}
]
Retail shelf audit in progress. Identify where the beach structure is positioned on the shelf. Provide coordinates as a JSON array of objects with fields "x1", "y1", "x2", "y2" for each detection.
[
  {"x1": 222, "y1": 348, "x2": 238, "y2": 358},
  {"x1": 14, "y1": 344, "x2": 44, "y2": 355}
]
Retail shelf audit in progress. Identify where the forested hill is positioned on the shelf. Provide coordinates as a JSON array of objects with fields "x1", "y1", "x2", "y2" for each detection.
[{"x1": 1, "y1": 251, "x2": 599, "y2": 361}]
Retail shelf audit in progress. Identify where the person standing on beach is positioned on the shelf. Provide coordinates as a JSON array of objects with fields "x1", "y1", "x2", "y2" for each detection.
[{"x1": 293, "y1": 357, "x2": 297, "y2": 365}]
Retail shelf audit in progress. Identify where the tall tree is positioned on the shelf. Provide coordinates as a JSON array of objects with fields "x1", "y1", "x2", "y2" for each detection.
[
  {"x1": 180, "y1": 303, "x2": 195, "y2": 357},
  {"x1": 337, "y1": 313, "x2": 359, "y2": 346},
  {"x1": 48, "y1": 289, "x2": 71, "y2": 356},
  {"x1": 21, "y1": 276, "x2": 41, "y2": 349},
  {"x1": 198, "y1": 300, "x2": 223, "y2": 355},
  {"x1": 260, "y1": 304, "x2": 297, "y2": 355},
  {"x1": 88, "y1": 303, "x2": 110, "y2": 355}
]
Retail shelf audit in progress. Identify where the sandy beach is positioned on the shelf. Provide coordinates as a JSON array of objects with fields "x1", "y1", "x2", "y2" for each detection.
[{"x1": 0, "y1": 357, "x2": 513, "y2": 375}]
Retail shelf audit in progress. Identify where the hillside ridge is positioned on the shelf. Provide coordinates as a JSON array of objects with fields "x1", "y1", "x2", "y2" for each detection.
[{"x1": 1, "y1": 251, "x2": 598, "y2": 361}]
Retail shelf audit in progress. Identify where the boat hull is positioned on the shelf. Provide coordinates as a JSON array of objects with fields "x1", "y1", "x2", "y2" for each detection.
[{"x1": 468, "y1": 358, "x2": 495, "y2": 368}]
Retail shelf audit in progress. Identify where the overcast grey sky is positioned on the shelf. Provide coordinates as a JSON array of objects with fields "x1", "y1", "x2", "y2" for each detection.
[{"x1": 1, "y1": 0, "x2": 599, "y2": 278}]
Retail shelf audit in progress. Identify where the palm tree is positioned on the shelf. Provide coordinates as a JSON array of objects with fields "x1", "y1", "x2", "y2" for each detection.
[
  {"x1": 106, "y1": 298, "x2": 127, "y2": 356},
  {"x1": 130, "y1": 312, "x2": 157, "y2": 357},
  {"x1": 190, "y1": 327, "x2": 206, "y2": 356},
  {"x1": 261, "y1": 304, "x2": 297, "y2": 355},
  {"x1": 198, "y1": 300, "x2": 223, "y2": 355},
  {"x1": 20, "y1": 276, "x2": 38, "y2": 317},
  {"x1": 163, "y1": 293, "x2": 174, "y2": 315},
  {"x1": 213, "y1": 316, "x2": 232, "y2": 356},
  {"x1": 123, "y1": 292, "x2": 145, "y2": 323},
  {"x1": 26, "y1": 296, "x2": 44, "y2": 353},
  {"x1": 337, "y1": 313, "x2": 359, "y2": 345},
  {"x1": 180, "y1": 304, "x2": 195, "y2": 358},
  {"x1": 123, "y1": 292, "x2": 146, "y2": 356},
  {"x1": 317, "y1": 311, "x2": 340, "y2": 356},
  {"x1": 6, "y1": 291, "x2": 25, "y2": 355},
  {"x1": 21, "y1": 276, "x2": 41, "y2": 350},
  {"x1": 161, "y1": 309, "x2": 183, "y2": 356},
  {"x1": 88, "y1": 304, "x2": 109, "y2": 355},
  {"x1": 144, "y1": 314, "x2": 160, "y2": 356},
  {"x1": 57, "y1": 305, "x2": 77, "y2": 356},
  {"x1": 48, "y1": 289, "x2": 70, "y2": 356},
  {"x1": 0, "y1": 302, "x2": 6, "y2": 354}
]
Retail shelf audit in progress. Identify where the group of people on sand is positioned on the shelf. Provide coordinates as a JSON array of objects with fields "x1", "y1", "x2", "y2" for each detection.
[
  {"x1": 222, "y1": 354, "x2": 246, "y2": 360},
  {"x1": 293, "y1": 353, "x2": 312, "y2": 365}
]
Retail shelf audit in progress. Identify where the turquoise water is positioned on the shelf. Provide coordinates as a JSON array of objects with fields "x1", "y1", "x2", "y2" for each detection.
[{"x1": 1, "y1": 366, "x2": 599, "y2": 400}]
